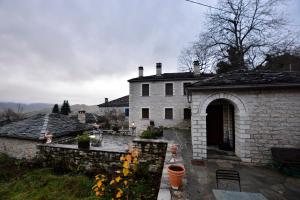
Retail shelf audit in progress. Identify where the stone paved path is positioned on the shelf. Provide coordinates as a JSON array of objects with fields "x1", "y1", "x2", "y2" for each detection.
[{"x1": 163, "y1": 129, "x2": 300, "y2": 200}]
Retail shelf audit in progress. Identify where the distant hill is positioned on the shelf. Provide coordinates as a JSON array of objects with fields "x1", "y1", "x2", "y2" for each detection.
[
  {"x1": 0, "y1": 102, "x2": 100, "y2": 116},
  {"x1": 0, "y1": 102, "x2": 53, "y2": 113}
]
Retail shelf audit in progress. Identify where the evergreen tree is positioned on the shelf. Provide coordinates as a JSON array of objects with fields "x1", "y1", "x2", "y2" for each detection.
[
  {"x1": 65, "y1": 100, "x2": 71, "y2": 114},
  {"x1": 52, "y1": 104, "x2": 59, "y2": 113},
  {"x1": 60, "y1": 100, "x2": 71, "y2": 115}
]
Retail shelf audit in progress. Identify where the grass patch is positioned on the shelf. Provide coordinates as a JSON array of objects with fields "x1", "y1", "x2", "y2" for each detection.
[
  {"x1": 0, "y1": 168, "x2": 98, "y2": 200},
  {"x1": 0, "y1": 154, "x2": 98, "y2": 200},
  {"x1": 0, "y1": 153, "x2": 161, "y2": 200}
]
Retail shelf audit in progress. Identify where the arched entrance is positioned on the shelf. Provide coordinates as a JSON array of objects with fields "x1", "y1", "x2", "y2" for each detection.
[
  {"x1": 206, "y1": 99, "x2": 235, "y2": 156},
  {"x1": 191, "y1": 92, "x2": 249, "y2": 161}
]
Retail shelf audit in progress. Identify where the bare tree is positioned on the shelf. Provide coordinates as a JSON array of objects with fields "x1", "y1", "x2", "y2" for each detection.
[
  {"x1": 179, "y1": 0, "x2": 296, "y2": 72},
  {"x1": 0, "y1": 108, "x2": 24, "y2": 122},
  {"x1": 178, "y1": 35, "x2": 215, "y2": 72}
]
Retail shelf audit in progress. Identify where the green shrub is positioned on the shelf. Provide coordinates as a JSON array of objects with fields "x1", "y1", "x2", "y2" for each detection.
[
  {"x1": 76, "y1": 132, "x2": 90, "y2": 142},
  {"x1": 140, "y1": 126, "x2": 163, "y2": 139},
  {"x1": 140, "y1": 130, "x2": 155, "y2": 139}
]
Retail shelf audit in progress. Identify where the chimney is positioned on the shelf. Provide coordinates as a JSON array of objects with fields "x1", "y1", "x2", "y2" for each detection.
[
  {"x1": 138, "y1": 66, "x2": 143, "y2": 77},
  {"x1": 193, "y1": 60, "x2": 200, "y2": 75},
  {"x1": 105, "y1": 98, "x2": 108, "y2": 103},
  {"x1": 156, "y1": 62, "x2": 162, "y2": 76},
  {"x1": 78, "y1": 110, "x2": 86, "y2": 124}
]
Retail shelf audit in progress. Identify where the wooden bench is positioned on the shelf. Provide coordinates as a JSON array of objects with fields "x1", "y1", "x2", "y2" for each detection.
[
  {"x1": 216, "y1": 169, "x2": 241, "y2": 192},
  {"x1": 271, "y1": 147, "x2": 300, "y2": 177}
]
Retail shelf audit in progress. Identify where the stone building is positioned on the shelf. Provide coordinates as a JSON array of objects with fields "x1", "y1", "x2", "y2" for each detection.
[
  {"x1": 0, "y1": 113, "x2": 89, "y2": 159},
  {"x1": 186, "y1": 71, "x2": 300, "y2": 164},
  {"x1": 97, "y1": 95, "x2": 129, "y2": 117},
  {"x1": 128, "y1": 62, "x2": 213, "y2": 133}
]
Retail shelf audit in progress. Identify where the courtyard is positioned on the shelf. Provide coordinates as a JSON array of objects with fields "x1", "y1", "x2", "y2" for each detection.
[{"x1": 163, "y1": 129, "x2": 300, "y2": 200}]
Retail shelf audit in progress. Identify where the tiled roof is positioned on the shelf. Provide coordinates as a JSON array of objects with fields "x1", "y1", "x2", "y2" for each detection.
[
  {"x1": 85, "y1": 113, "x2": 98, "y2": 124},
  {"x1": 0, "y1": 113, "x2": 87, "y2": 141},
  {"x1": 97, "y1": 95, "x2": 129, "y2": 107},
  {"x1": 127, "y1": 72, "x2": 214, "y2": 82},
  {"x1": 187, "y1": 71, "x2": 300, "y2": 90}
]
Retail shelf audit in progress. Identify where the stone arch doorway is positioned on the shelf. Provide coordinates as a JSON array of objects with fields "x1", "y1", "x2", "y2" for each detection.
[
  {"x1": 191, "y1": 92, "x2": 249, "y2": 161},
  {"x1": 206, "y1": 99, "x2": 235, "y2": 154}
]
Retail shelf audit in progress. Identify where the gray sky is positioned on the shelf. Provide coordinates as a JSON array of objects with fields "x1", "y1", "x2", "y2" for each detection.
[{"x1": 0, "y1": 0, "x2": 299, "y2": 105}]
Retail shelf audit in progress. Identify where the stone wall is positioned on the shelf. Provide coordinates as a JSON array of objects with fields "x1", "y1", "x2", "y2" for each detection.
[
  {"x1": 129, "y1": 81, "x2": 195, "y2": 133},
  {"x1": 37, "y1": 139, "x2": 168, "y2": 174},
  {"x1": 98, "y1": 107, "x2": 127, "y2": 117},
  {"x1": 37, "y1": 144, "x2": 127, "y2": 173},
  {"x1": 191, "y1": 88, "x2": 300, "y2": 164},
  {"x1": 132, "y1": 138, "x2": 168, "y2": 173},
  {"x1": 0, "y1": 137, "x2": 39, "y2": 159}
]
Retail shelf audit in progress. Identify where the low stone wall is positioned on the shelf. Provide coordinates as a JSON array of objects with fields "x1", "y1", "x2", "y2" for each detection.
[
  {"x1": 37, "y1": 144, "x2": 127, "y2": 173},
  {"x1": 37, "y1": 139, "x2": 168, "y2": 174},
  {"x1": 132, "y1": 138, "x2": 168, "y2": 173},
  {"x1": 0, "y1": 137, "x2": 39, "y2": 159}
]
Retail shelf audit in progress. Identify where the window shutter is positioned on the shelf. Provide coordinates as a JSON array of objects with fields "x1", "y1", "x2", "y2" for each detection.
[
  {"x1": 165, "y1": 83, "x2": 173, "y2": 96},
  {"x1": 142, "y1": 84, "x2": 149, "y2": 96},
  {"x1": 165, "y1": 108, "x2": 173, "y2": 119},
  {"x1": 142, "y1": 108, "x2": 149, "y2": 119}
]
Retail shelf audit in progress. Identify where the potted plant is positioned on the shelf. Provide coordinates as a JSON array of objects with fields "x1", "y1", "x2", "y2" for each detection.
[
  {"x1": 167, "y1": 164, "x2": 185, "y2": 190},
  {"x1": 76, "y1": 132, "x2": 90, "y2": 149},
  {"x1": 170, "y1": 144, "x2": 178, "y2": 155}
]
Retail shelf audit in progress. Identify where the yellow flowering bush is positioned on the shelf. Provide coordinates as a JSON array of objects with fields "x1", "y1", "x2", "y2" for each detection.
[{"x1": 92, "y1": 148, "x2": 140, "y2": 200}]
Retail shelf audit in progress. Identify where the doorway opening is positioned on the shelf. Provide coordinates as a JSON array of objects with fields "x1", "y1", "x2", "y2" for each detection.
[{"x1": 206, "y1": 99, "x2": 236, "y2": 158}]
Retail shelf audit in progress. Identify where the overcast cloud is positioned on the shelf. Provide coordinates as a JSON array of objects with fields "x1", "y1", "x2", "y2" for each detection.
[{"x1": 0, "y1": 0, "x2": 299, "y2": 105}]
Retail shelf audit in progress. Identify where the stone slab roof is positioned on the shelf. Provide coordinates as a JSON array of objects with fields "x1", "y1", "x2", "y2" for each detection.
[
  {"x1": 97, "y1": 95, "x2": 129, "y2": 107},
  {"x1": 85, "y1": 113, "x2": 98, "y2": 124},
  {"x1": 0, "y1": 113, "x2": 86, "y2": 141},
  {"x1": 127, "y1": 72, "x2": 214, "y2": 83},
  {"x1": 187, "y1": 71, "x2": 300, "y2": 90}
]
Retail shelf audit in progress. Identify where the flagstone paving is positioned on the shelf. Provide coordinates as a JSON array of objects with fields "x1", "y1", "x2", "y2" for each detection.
[{"x1": 163, "y1": 129, "x2": 300, "y2": 200}]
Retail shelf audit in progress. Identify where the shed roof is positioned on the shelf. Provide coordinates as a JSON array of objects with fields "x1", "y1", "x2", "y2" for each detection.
[
  {"x1": 97, "y1": 95, "x2": 129, "y2": 108},
  {"x1": 187, "y1": 71, "x2": 300, "y2": 91}
]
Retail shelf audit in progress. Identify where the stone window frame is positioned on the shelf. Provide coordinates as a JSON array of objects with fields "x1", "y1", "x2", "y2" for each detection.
[
  {"x1": 182, "y1": 82, "x2": 192, "y2": 96},
  {"x1": 141, "y1": 83, "x2": 150, "y2": 97},
  {"x1": 164, "y1": 82, "x2": 174, "y2": 96},
  {"x1": 164, "y1": 107, "x2": 174, "y2": 120},
  {"x1": 141, "y1": 107, "x2": 150, "y2": 120}
]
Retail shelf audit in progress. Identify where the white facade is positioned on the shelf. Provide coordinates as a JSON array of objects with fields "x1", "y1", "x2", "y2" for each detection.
[
  {"x1": 129, "y1": 80, "x2": 195, "y2": 133},
  {"x1": 191, "y1": 88, "x2": 300, "y2": 164}
]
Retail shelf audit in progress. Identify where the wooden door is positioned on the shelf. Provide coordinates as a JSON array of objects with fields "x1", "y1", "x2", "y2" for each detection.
[{"x1": 206, "y1": 105, "x2": 223, "y2": 145}]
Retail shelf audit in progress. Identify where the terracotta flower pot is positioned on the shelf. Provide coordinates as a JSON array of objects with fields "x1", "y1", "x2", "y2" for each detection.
[{"x1": 167, "y1": 164, "x2": 185, "y2": 190}]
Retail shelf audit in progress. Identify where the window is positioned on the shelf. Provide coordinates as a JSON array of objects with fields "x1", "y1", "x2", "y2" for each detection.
[
  {"x1": 165, "y1": 83, "x2": 173, "y2": 96},
  {"x1": 125, "y1": 108, "x2": 129, "y2": 117},
  {"x1": 165, "y1": 108, "x2": 173, "y2": 119},
  {"x1": 142, "y1": 108, "x2": 149, "y2": 119},
  {"x1": 184, "y1": 108, "x2": 191, "y2": 120},
  {"x1": 142, "y1": 84, "x2": 149, "y2": 96},
  {"x1": 183, "y1": 82, "x2": 191, "y2": 95}
]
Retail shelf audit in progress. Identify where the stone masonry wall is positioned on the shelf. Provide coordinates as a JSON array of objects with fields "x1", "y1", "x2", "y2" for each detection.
[
  {"x1": 129, "y1": 81, "x2": 194, "y2": 133},
  {"x1": 132, "y1": 138, "x2": 168, "y2": 173},
  {"x1": 98, "y1": 107, "x2": 127, "y2": 117},
  {"x1": 37, "y1": 144, "x2": 127, "y2": 173},
  {"x1": 37, "y1": 139, "x2": 168, "y2": 174},
  {"x1": 191, "y1": 88, "x2": 300, "y2": 164},
  {"x1": 0, "y1": 137, "x2": 39, "y2": 159}
]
